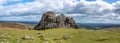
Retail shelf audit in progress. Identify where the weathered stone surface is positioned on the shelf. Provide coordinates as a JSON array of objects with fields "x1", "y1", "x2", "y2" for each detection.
[
  {"x1": 34, "y1": 11, "x2": 79, "y2": 30},
  {"x1": 63, "y1": 35, "x2": 70, "y2": 40},
  {"x1": 22, "y1": 35, "x2": 34, "y2": 40}
]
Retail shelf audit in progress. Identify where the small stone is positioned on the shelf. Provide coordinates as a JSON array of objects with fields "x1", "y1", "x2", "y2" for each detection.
[
  {"x1": 41, "y1": 38, "x2": 50, "y2": 41},
  {"x1": 63, "y1": 35, "x2": 70, "y2": 40},
  {"x1": 1, "y1": 35, "x2": 6, "y2": 38},
  {"x1": 6, "y1": 35, "x2": 11, "y2": 38},
  {"x1": 45, "y1": 41, "x2": 49, "y2": 43},
  {"x1": 4, "y1": 33, "x2": 8, "y2": 35},
  {"x1": 1, "y1": 33, "x2": 11, "y2": 38},
  {"x1": 30, "y1": 36, "x2": 34, "y2": 40},
  {"x1": 0, "y1": 41, "x2": 9, "y2": 43},
  {"x1": 22, "y1": 35, "x2": 34, "y2": 40},
  {"x1": 6, "y1": 42, "x2": 9, "y2": 43},
  {"x1": 22, "y1": 35, "x2": 29, "y2": 39},
  {"x1": 0, "y1": 41, "x2": 4, "y2": 43},
  {"x1": 39, "y1": 35, "x2": 50, "y2": 41}
]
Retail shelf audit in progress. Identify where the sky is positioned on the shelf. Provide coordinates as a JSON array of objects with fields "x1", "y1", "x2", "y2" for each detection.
[{"x1": 0, "y1": 0, "x2": 120, "y2": 23}]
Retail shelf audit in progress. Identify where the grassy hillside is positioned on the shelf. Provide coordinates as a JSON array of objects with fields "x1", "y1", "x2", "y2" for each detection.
[
  {"x1": 0, "y1": 22, "x2": 34, "y2": 29},
  {"x1": 0, "y1": 28, "x2": 120, "y2": 43}
]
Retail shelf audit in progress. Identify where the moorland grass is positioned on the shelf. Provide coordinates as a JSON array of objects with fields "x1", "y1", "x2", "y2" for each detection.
[{"x1": 0, "y1": 28, "x2": 119, "y2": 43}]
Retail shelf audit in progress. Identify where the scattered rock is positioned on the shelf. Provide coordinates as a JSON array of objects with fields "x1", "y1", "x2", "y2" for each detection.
[
  {"x1": 22, "y1": 35, "x2": 34, "y2": 40},
  {"x1": 45, "y1": 41, "x2": 49, "y2": 43},
  {"x1": 0, "y1": 41, "x2": 4, "y2": 43},
  {"x1": 41, "y1": 38, "x2": 50, "y2": 41},
  {"x1": 0, "y1": 33, "x2": 11, "y2": 38},
  {"x1": 6, "y1": 42, "x2": 9, "y2": 43},
  {"x1": 1, "y1": 35, "x2": 6, "y2": 38},
  {"x1": 6, "y1": 36, "x2": 11, "y2": 38},
  {"x1": 0, "y1": 42, "x2": 9, "y2": 43},
  {"x1": 4, "y1": 33, "x2": 8, "y2": 35},
  {"x1": 34, "y1": 11, "x2": 79, "y2": 30},
  {"x1": 39, "y1": 35, "x2": 50, "y2": 41},
  {"x1": 63, "y1": 35, "x2": 70, "y2": 40}
]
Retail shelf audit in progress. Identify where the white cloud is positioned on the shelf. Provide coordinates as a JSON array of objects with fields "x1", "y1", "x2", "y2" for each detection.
[
  {"x1": 0, "y1": 0, "x2": 120, "y2": 23},
  {"x1": 11, "y1": 0, "x2": 21, "y2": 1},
  {"x1": 80, "y1": 0, "x2": 86, "y2": 2},
  {"x1": 96, "y1": 0, "x2": 103, "y2": 1},
  {"x1": 0, "y1": 0, "x2": 8, "y2": 5},
  {"x1": 0, "y1": 0, "x2": 22, "y2": 5}
]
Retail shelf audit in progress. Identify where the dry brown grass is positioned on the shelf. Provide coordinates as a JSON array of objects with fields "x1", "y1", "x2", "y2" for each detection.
[
  {"x1": 0, "y1": 22, "x2": 34, "y2": 30},
  {"x1": 101, "y1": 27, "x2": 120, "y2": 31}
]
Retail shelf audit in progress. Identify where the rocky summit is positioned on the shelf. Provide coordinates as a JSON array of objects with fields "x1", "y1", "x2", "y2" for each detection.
[{"x1": 34, "y1": 11, "x2": 79, "y2": 30}]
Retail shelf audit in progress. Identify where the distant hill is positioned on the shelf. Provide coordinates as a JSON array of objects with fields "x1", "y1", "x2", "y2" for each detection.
[
  {"x1": 77, "y1": 23, "x2": 120, "y2": 29},
  {"x1": 0, "y1": 22, "x2": 34, "y2": 29},
  {"x1": 101, "y1": 27, "x2": 120, "y2": 31},
  {"x1": 0, "y1": 21, "x2": 38, "y2": 25}
]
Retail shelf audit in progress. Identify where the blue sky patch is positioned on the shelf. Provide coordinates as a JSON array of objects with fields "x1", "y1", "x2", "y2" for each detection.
[
  {"x1": 104, "y1": 0, "x2": 118, "y2": 3},
  {"x1": 3, "y1": 0, "x2": 34, "y2": 6}
]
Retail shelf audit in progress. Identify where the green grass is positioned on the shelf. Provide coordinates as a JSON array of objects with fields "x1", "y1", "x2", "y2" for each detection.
[{"x1": 0, "y1": 28, "x2": 120, "y2": 43}]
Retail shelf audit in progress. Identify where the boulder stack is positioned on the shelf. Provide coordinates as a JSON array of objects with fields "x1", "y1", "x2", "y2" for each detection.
[{"x1": 34, "y1": 11, "x2": 79, "y2": 30}]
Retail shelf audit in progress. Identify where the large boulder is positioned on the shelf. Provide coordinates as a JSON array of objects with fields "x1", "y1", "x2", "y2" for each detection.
[{"x1": 34, "y1": 11, "x2": 79, "y2": 30}]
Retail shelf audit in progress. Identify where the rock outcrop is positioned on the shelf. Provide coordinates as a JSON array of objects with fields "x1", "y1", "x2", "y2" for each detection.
[{"x1": 34, "y1": 11, "x2": 79, "y2": 30}]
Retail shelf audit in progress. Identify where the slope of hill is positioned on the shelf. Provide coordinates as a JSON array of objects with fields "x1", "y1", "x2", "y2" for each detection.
[
  {"x1": 102, "y1": 27, "x2": 120, "y2": 31},
  {"x1": 0, "y1": 22, "x2": 34, "y2": 30},
  {"x1": 0, "y1": 28, "x2": 119, "y2": 43}
]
